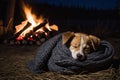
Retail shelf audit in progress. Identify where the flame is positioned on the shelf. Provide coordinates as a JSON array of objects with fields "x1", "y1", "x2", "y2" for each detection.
[
  {"x1": 50, "y1": 24, "x2": 59, "y2": 31},
  {"x1": 24, "y1": 5, "x2": 42, "y2": 27},
  {"x1": 15, "y1": 4, "x2": 44, "y2": 37},
  {"x1": 15, "y1": 20, "x2": 28, "y2": 33},
  {"x1": 15, "y1": 2, "x2": 59, "y2": 41},
  {"x1": 45, "y1": 23, "x2": 52, "y2": 31}
]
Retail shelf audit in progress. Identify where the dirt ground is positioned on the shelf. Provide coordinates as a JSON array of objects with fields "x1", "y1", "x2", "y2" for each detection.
[{"x1": 0, "y1": 37, "x2": 120, "y2": 80}]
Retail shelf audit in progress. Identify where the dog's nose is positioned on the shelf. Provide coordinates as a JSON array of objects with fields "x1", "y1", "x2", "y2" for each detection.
[
  {"x1": 77, "y1": 54, "x2": 82, "y2": 59},
  {"x1": 77, "y1": 54, "x2": 86, "y2": 61}
]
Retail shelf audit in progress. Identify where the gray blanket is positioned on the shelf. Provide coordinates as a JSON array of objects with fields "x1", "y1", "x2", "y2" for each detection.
[{"x1": 27, "y1": 33, "x2": 114, "y2": 74}]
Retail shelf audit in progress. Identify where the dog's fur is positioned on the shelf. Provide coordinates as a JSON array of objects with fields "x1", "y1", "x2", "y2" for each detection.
[{"x1": 62, "y1": 31, "x2": 101, "y2": 61}]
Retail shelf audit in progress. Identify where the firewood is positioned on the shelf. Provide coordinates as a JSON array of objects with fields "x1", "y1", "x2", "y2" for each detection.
[
  {"x1": 37, "y1": 32, "x2": 46, "y2": 40},
  {"x1": 9, "y1": 22, "x2": 31, "y2": 40},
  {"x1": 24, "y1": 30, "x2": 33, "y2": 39},
  {"x1": 33, "y1": 20, "x2": 47, "y2": 32},
  {"x1": 23, "y1": 21, "x2": 47, "y2": 39},
  {"x1": 3, "y1": 19, "x2": 59, "y2": 45}
]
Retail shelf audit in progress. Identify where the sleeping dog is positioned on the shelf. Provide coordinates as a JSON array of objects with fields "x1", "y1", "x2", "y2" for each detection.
[{"x1": 62, "y1": 31, "x2": 101, "y2": 61}]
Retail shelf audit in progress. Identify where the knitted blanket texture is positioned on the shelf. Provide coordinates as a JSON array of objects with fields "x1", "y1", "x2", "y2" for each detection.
[{"x1": 27, "y1": 33, "x2": 114, "y2": 74}]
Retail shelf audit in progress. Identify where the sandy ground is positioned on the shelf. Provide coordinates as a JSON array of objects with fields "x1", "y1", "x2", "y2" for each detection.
[{"x1": 0, "y1": 37, "x2": 120, "y2": 80}]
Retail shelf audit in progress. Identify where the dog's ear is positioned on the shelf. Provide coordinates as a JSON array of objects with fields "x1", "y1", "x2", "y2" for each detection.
[
  {"x1": 89, "y1": 35, "x2": 101, "y2": 51},
  {"x1": 62, "y1": 31, "x2": 74, "y2": 45}
]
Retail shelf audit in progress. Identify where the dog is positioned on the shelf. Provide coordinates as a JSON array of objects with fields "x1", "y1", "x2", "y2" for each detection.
[{"x1": 62, "y1": 31, "x2": 101, "y2": 61}]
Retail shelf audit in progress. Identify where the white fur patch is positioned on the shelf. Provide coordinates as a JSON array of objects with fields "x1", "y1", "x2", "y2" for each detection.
[{"x1": 70, "y1": 36, "x2": 86, "y2": 59}]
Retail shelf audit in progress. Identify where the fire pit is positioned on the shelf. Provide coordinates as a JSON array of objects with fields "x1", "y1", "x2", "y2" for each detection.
[{"x1": 3, "y1": 2, "x2": 59, "y2": 45}]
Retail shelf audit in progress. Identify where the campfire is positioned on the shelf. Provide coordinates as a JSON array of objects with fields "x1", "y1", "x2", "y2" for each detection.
[{"x1": 4, "y1": 2, "x2": 58, "y2": 45}]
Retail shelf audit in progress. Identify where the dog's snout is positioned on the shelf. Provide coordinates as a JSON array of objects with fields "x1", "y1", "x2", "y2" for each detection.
[
  {"x1": 77, "y1": 54, "x2": 86, "y2": 61},
  {"x1": 77, "y1": 54, "x2": 82, "y2": 58}
]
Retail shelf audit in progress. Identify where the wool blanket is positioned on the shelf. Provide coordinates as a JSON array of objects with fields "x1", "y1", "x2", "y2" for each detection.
[{"x1": 27, "y1": 33, "x2": 114, "y2": 74}]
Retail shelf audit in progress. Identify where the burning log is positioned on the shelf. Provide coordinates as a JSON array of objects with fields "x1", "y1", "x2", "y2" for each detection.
[
  {"x1": 33, "y1": 20, "x2": 48, "y2": 32},
  {"x1": 23, "y1": 21, "x2": 47, "y2": 39},
  {"x1": 33, "y1": 32, "x2": 46, "y2": 41},
  {"x1": 13, "y1": 22, "x2": 31, "y2": 39},
  {"x1": 4, "y1": 22, "x2": 58, "y2": 45},
  {"x1": 3, "y1": 21, "x2": 30, "y2": 44}
]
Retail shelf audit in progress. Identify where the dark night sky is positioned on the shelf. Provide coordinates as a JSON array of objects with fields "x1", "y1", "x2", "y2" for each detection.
[{"x1": 33, "y1": 0, "x2": 117, "y2": 9}]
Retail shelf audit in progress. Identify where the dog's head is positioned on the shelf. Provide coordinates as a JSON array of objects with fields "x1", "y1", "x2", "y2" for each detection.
[{"x1": 62, "y1": 31, "x2": 100, "y2": 61}]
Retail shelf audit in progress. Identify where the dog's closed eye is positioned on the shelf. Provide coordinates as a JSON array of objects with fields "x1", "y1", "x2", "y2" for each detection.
[
  {"x1": 83, "y1": 43, "x2": 92, "y2": 54},
  {"x1": 83, "y1": 47, "x2": 91, "y2": 54},
  {"x1": 72, "y1": 43, "x2": 80, "y2": 48}
]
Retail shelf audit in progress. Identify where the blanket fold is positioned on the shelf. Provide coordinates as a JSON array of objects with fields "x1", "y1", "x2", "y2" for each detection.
[{"x1": 27, "y1": 33, "x2": 114, "y2": 74}]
